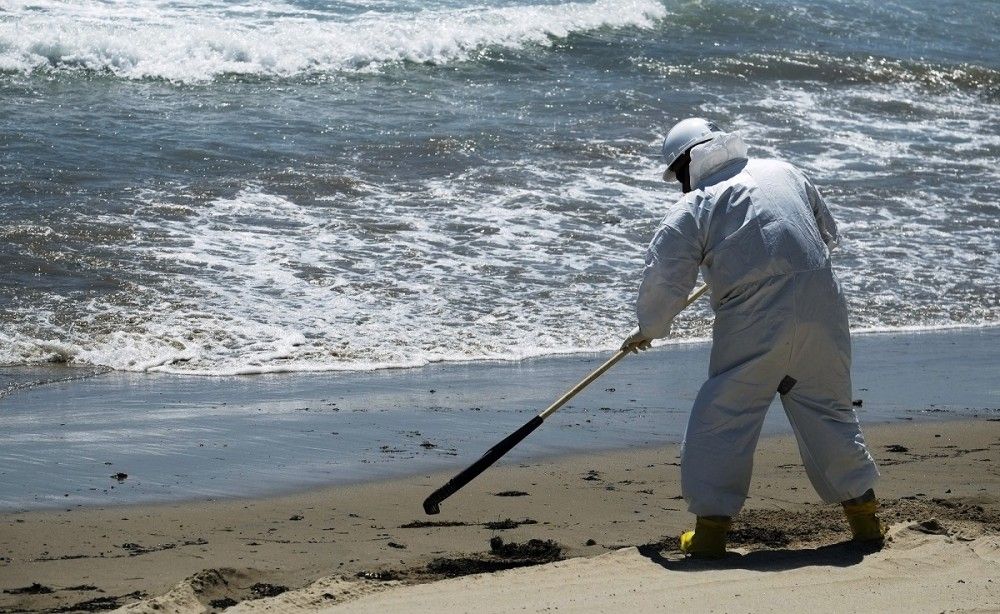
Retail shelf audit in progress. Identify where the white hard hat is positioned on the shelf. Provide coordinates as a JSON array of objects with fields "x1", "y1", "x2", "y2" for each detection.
[{"x1": 661, "y1": 117, "x2": 723, "y2": 170}]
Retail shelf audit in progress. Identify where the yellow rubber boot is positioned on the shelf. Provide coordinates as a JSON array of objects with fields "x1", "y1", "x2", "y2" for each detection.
[
  {"x1": 679, "y1": 516, "x2": 731, "y2": 559},
  {"x1": 843, "y1": 498, "x2": 886, "y2": 542}
]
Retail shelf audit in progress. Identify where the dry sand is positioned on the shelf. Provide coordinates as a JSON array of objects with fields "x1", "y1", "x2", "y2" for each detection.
[
  {"x1": 234, "y1": 524, "x2": 1000, "y2": 614},
  {"x1": 2, "y1": 419, "x2": 999, "y2": 613}
]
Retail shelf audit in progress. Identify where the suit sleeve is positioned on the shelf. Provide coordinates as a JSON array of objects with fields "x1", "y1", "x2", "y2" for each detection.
[
  {"x1": 804, "y1": 176, "x2": 840, "y2": 250},
  {"x1": 635, "y1": 202, "x2": 703, "y2": 339}
]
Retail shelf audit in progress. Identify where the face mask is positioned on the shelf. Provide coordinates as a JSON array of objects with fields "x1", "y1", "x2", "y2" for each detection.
[
  {"x1": 664, "y1": 152, "x2": 691, "y2": 192},
  {"x1": 664, "y1": 160, "x2": 691, "y2": 192},
  {"x1": 677, "y1": 164, "x2": 692, "y2": 193}
]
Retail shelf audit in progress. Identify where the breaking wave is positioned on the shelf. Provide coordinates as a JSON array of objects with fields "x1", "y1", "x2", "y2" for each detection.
[{"x1": 0, "y1": 0, "x2": 666, "y2": 82}]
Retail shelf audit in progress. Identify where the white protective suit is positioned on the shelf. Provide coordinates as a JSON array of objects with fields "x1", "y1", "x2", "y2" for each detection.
[{"x1": 637, "y1": 131, "x2": 879, "y2": 517}]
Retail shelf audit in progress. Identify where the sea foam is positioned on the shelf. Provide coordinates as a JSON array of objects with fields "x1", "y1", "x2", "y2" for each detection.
[{"x1": 0, "y1": 0, "x2": 667, "y2": 82}]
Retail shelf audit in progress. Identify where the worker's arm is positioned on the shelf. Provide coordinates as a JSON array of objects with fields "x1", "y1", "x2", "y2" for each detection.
[
  {"x1": 804, "y1": 176, "x2": 840, "y2": 251},
  {"x1": 634, "y1": 203, "x2": 703, "y2": 340}
]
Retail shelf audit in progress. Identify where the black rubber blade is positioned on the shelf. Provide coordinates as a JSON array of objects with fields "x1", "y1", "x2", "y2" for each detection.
[{"x1": 422, "y1": 415, "x2": 544, "y2": 515}]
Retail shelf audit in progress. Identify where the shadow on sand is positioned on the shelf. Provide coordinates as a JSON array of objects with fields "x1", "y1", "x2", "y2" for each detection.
[{"x1": 637, "y1": 539, "x2": 882, "y2": 572}]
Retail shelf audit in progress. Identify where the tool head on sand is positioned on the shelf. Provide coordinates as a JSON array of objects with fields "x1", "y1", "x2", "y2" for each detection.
[{"x1": 423, "y1": 499, "x2": 441, "y2": 515}]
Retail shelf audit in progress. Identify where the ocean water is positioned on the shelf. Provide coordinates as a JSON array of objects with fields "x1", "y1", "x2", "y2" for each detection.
[{"x1": 2, "y1": 0, "x2": 998, "y2": 376}]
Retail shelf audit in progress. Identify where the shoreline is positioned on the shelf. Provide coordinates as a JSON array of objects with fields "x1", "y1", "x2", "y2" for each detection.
[
  {"x1": 1, "y1": 327, "x2": 998, "y2": 512},
  {"x1": 4, "y1": 321, "x2": 999, "y2": 384},
  {"x1": 1, "y1": 418, "x2": 998, "y2": 612}
]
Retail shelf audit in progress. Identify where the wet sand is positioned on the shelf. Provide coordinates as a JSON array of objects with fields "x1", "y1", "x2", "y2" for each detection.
[
  {"x1": 2, "y1": 328, "x2": 997, "y2": 512},
  {"x1": 2, "y1": 419, "x2": 999, "y2": 612}
]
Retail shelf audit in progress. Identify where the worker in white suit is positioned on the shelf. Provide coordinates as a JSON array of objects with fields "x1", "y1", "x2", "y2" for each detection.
[{"x1": 623, "y1": 118, "x2": 882, "y2": 558}]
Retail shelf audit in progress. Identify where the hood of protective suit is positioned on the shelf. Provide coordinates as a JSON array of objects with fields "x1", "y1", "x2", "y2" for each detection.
[{"x1": 688, "y1": 131, "x2": 748, "y2": 188}]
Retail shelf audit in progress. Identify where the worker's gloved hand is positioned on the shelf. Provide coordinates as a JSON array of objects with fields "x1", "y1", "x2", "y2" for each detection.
[{"x1": 621, "y1": 326, "x2": 653, "y2": 354}]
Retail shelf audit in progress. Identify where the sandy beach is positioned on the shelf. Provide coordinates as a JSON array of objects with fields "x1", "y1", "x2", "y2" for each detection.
[
  {"x1": 2, "y1": 417, "x2": 998, "y2": 613},
  {"x1": 4, "y1": 0, "x2": 998, "y2": 610}
]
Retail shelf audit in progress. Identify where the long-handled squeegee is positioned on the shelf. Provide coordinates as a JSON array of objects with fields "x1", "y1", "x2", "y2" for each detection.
[{"x1": 422, "y1": 282, "x2": 709, "y2": 515}]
